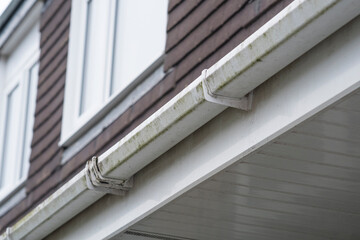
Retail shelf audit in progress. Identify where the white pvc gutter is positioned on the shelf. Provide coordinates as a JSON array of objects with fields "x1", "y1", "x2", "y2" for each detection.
[{"x1": 2, "y1": 0, "x2": 360, "y2": 239}]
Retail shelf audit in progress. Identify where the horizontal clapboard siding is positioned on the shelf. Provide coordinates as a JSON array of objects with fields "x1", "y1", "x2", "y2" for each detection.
[
  {"x1": 0, "y1": 0, "x2": 293, "y2": 233},
  {"x1": 0, "y1": 0, "x2": 69, "y2": 232}
]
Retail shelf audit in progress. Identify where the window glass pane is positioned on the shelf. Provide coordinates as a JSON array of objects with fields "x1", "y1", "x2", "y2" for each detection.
[
  {"x1": 110, "y1": 0, "x2": 167, "y2": 95},
  {"x1": 0, "y1": 85, "x2": 21, "y2": 189},
  {"x1": 20, "y1": 63, "x2": 38, "y2": 179},
  {"x1": 80, "y1": 0, "x2": 110, "y2": 115}
]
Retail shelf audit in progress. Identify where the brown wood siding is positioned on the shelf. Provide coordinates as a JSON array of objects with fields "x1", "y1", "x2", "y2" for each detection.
[
  {"x1": 168, "y1": 0, "x2": 183, "y2": 12},
  {"x1": 55, "y1": 0, "x2": 295, "y2": 203},
  {"x1": 165, "y1": 0, "x2": 227, "y2": 53},
  {"x1": 0, "y1": 0, "x2": 294, "y2": 233},
  {"x1": 0, "y1": 0, "x2": 69, "y2": 232},
  {"x1": 166, "y1": 0, "x2": 202, "y2": 31},
  {"x1": 26, "y1": 0, "x2": 69, "y2": 211}
]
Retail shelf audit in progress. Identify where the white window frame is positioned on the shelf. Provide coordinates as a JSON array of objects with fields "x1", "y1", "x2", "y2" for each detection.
[
  {"x1": 61, "y1": 0, "x2": 114, "y2": 146},
  {"x1": 61, "y1": 0, "x2": 167, "y2": 146},
  {"x1": 0, "y1": 50, "x2": 39, "y2": 200}
]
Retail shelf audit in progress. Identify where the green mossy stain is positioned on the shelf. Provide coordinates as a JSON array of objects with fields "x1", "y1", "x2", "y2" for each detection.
[
  {"x1": 211, "y1": 0, "x2": 336, "y2": 94},
  {"x1": 102, "y1": 90, "x2": 205, "y2": 175},
  {"x1": 6, "y1": 2, "x2": 340, "y2": 236}
]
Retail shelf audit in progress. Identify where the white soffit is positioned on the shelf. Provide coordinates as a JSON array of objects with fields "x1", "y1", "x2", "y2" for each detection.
[{"x1": 125, "y1": 91, "x2": 360, "y2": 240}]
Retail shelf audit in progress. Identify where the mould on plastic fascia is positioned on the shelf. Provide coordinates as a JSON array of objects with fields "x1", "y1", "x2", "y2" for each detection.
[
  {"x1": 206, "y1": 0, "x2": 338, "y2": 94},
  {"x1": 99, "y1": 84, "x2": 206, "y2": 175}
]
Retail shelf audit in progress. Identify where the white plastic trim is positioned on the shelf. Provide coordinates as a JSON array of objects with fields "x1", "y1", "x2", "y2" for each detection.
[
  {"x1": 202, "y1": 69, "x2": 253, "y2": 110},
  {"x1": 85, "y1": 156, "x2": 132, "y2": 195},
  {"x1": 46, "y1": 11, "x2": 360, "y2": 238},
  {"x1": 2, "y1": 0, "x2": 360, "y2": 239},
  {"x1": 0, "y1": 0, "x2": 42, "y2": 54}
]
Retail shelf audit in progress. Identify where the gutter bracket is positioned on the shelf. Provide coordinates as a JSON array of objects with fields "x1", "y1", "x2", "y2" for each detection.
[
  {"x1": 5, "y1": 228, "x2": 12, "y2": 240},
  {"x1": 85, "y1": 156, "x2": 133, "y2": 196},
  {"x1": 202, "y1": 69, "x2": 253, "y2": 110}
]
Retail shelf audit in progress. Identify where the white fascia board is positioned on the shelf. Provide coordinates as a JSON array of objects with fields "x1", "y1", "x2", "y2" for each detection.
[
  {"x1": 46, "y1": 9, "x2": 360, "y2": 239},
  {"x1": 2, "y1": 0, "x2": 360, "y2": 239},
  {"x1": 95, "y1": 0, "x2": 360, "y2": 180}
]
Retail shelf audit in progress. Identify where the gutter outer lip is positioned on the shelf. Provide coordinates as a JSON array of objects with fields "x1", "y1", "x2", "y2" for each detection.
[{"x1": 2, "y1": 0, "x2": 359, "y2": 239}]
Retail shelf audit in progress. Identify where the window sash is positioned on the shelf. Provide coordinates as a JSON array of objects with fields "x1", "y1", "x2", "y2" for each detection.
[
  {"x1": 62, "y1": 0, "x2": 167, "y2": 144},
  {"x1": 110, "y1": 0, "x2": 167, "y2": 96},
  {"x1": 20, "y1": 63, "x2": 39, "y2": 179},
  {"x1": 0, "y1": 84, "x2": 21, "y2": 189},
  {"x1": 79, "y1": 0, "x2": 110, "y2": 116},
  {"x1": 0, "y1": 61, "x2": 38, "y2": 194}
]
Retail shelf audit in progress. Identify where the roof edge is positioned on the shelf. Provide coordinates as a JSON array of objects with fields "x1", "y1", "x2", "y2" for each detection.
[
  {"x1": 2, "y1": 0, "x2": 360, "y2": 239},
  {"x1": 0, "y1": 0, "x2": 22, "y2": 32},
  {"x1": 0, "y1": 0, "x2": 41, "y2": 54}
]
